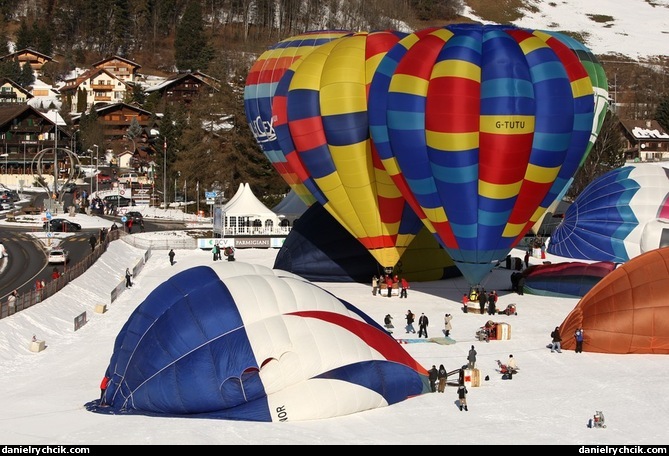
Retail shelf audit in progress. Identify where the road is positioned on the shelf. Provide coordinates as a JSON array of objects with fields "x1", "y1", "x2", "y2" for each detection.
[{"x1": 0, "y1": 185, "x2": 186, "y2": 302}]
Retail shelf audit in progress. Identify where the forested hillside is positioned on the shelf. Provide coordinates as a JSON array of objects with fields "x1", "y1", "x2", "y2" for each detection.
[{"x1": 0, "y1": 0, "x2": 663, "y2": 204}]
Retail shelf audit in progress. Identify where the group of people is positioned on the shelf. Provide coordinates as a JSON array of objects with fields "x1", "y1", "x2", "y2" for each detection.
[
  {"x1": 404, "y1": 310, "x2": 430, "y2": 337},
  {"x1": 371, "y1": 274, "x2": 409, "y2": 298},
  {"x1": 400, "y1": 310, "x2": 454, "y2": 339},
  {"x1": 549, "y1": 326, "x2": 585, "y2": 353},
  {"x1": 462, "y1": 288, "x2": 499, "y2": 315},
  {"x1": 427, "y1": 364, "x2": 469, "y2": 410}
]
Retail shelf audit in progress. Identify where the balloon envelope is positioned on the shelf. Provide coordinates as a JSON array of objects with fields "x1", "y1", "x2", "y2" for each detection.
[
  {"x1": 369, "y1": 24, "x2": 604, "y2": 286},
  {"x1": 280, "y1": 31, "x2": 425, "y2": 269},
  {"x1": 88, "y1": 263, "x2": 429, "y2": 421},
  {"x1": 560, "y1": 248, "x2": 669, "y2": 354},
  {"x1": 244, "y1": 30, "x2": 352, "y2": 205},
  {"x1": 548, "y1": 164, "x2": 669, "y2": 262}
]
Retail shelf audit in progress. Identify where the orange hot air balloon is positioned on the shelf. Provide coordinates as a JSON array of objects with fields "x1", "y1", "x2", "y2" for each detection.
[{"x1": 561, "y1": 248, "x2": 669, "y2": 354}]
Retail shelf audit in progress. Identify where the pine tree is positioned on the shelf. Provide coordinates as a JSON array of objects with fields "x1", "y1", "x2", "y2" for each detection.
[
  {"x1": 654, "y1": 96, "x2": 669, "y2": 133},
  {"x1": 18, "y1": 62, "x2": 34, "y2": 88},
  {"x1": 174, "y1": 0, "x2": 213, "y2": 72}
]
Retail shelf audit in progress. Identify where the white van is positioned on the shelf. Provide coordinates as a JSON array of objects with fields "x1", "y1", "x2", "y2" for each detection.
[{"x1": 118, "y1": 172, "x2": 139, "y2": 185}]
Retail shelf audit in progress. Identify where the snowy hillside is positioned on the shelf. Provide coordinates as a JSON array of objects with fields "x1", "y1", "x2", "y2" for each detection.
[{"x1": 461, "y1": 0, "x2": 669, "y2": 59}]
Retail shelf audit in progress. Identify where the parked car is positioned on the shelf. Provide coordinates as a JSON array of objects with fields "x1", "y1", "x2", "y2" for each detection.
[
  {"x1": 102, "y1": 196, "x2": 134, "y2": 208},
  {"x1": 61, "y1": 182, "x2": 78, "y2": 193},
  {"x1": 0, "y1": 189, "x2": 19, "y2": 203},
  {"x1": 0, "y1": 201, "x2": 14, "y2": 211},
  {"x1": 118, "y1": 172, "x2": 139, "y2": 185},
  {"x1": 124, "y1": 211, "x2": 144, "y2": 223},
  {"x1": 47, "y1": 248, "x2": 69, "y2": 264},
  {"x1": 96, "y1": 173, "x2": 113, "y2": 184},
  {"x1": 43, "y1": 218, "x2": 82, "y2": 232}
]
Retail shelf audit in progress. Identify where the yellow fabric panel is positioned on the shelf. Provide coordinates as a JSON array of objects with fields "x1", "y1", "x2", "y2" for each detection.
[
  {"x1": 431, "y1": 60, "x2": 480, "y2": 83},
  {"x1": 431, "y1": 28, "x2": 455, "y2": 42},
  {"x1": 479, "y1": 180, "x2": 523, "y2": 199},
  {"x1": 329, "y1": 143, "x2": 375, "y2": 187},
  {"x1": 422, "y1": 206, "x2": 448, "y2": 223},
  {"x1": 502, "y1": 222, "x2": 528, "y2": 238},
  {"x1": 389, "y1": 73, "x2": 429, "y2": 96},
  {"x1": 374, "y1": 167, "x2": 402, "y2": 199},
  {"x1": 531, "y1": 30, "x2": 553, "y2": 42},
  {"x1": 525, "y1": 164, "x2": 561, "y2": 184},
  {"x1": 517, "y1": 34, "x2": 549, "y2": 55},
  {"x1": 373, "y1": 249, "x2": 402, "y2": 269},
  {"x1": 426, "y1": 130, "x2": 478, "y2": 151},
  {"x1": 294, "y1": 185, "x2": 316, "y2": 206},
  {"x1": 289, "y1": 43, "x2": 333, "y2": 90},
  {"x1": 380, "y1": 157, "x2": 402, "y2": 176},
  {"x1": 320, "y1": 38, "x2": 367, "y2": 116},
  {"x1": 480, "y1": 116, "x2": 535, "y2": 134},
  {"x1": 571, "y1": 76, "x2": 594, "y2": 98}
]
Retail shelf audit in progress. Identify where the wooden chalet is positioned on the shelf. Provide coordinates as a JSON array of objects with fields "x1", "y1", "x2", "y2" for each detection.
[
  {"x1": 0, "y1": 48, "x2": 56, "y2": 76},
  {"x1": 0, "y1": 78, "x2": 33, "y2": 104},
  {"x1": 0, "y1": 104, "x2": 71, "y2": 173},
  {"x1": 619, "y1": 119, "x2": 669, "y2": 161},
  {"x1": 91, "y1": 55, "x2": 142, "y2": 84},
  {"x1": 71, "y1": 102, "x2": 157, "y2": 160},
  {"x1": 145, "y1": 71, "x2": 220, "y2": 107},
  {"x1": 59, "y1": 68, "x2": 131, "y2": 114}
]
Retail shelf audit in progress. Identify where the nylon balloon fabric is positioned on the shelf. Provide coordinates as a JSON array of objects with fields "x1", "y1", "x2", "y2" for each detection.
[
  {"x1": 87, "y1": 263, "x2": 429, "y2": 421},
  {"x1": 560, "y1": 248, "x2": 669, "y2": 354},
  {"x1": 548, "y1": 164, "x2": 669, "y2": 262},
  {"x1": 368, "y1": 24, "x2": 605, "y2": 286},
  {"x1": 244, "y1": 30, "x2": 353, "y2": 206}
]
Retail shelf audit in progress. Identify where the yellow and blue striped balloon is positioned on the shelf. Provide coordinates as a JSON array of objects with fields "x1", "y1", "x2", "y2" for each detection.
[{"x1": 372, "y1": 24, "x2": 606, "y2": 286}]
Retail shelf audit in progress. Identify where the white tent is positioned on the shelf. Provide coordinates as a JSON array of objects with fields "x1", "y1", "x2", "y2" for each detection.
[{"x1": 214, "y1": 183, "x2": 281, "y2": 235}]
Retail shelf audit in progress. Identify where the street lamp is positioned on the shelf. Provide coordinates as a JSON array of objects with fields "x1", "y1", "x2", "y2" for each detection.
[
  {"x1": 0, "y1": 153, "x2": 7, "y2": 179},
  {"x1": 92, "y1": 144, "x2": 99, "y2": 195},
  {"x1": 175, "y1": 171, "x2": 180, "y2": 205},
  {"x1": 162, "y1": 137, "x2": 167, "y2": 210}
]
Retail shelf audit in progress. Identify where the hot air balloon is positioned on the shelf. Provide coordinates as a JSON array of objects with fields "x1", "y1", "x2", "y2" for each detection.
[
  {"x1": 274, "y1": 201, "x2": 460, "y2": 282},
  {"x1": 521, "y1": 260, "x2": 616, "y2": 298},
  {"x1": 278, "y1": 30, "x2": 425, "y2": 271},
  {"x1": 244, "y1": 30, "x2": 353, "y2": 206},
  {"x1": 548, "y1": 164, "x2": 669, "y2": 262},
  {"x1": 560, "y1": 248, "x2": 669, "y2": 354},
  {"x1": 87, "y1": 263, "x2": 429, "y2": 421},
  {"x1": 367, "y1": 23, "x2": 605, "y2": 287}
]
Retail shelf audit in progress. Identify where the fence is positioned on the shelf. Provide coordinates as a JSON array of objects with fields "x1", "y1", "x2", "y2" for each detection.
[{"x1": 0, "y1": 228, "x2": 123, "y2": 320}]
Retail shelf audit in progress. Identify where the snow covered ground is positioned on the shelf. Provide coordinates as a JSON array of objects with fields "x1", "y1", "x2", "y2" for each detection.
[
  {"x1": 0, "y1": 208, "x2": 667, "y2": 445},
  {"x1": 461, "y1": 0, "x2": 669, "y2": 59}
]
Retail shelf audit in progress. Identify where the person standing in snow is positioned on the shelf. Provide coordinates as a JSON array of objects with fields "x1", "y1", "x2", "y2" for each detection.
[
  {"x1": 550, "y1": 326, "x2": 563, "y2": 353},
  {"x1": 574, "y1": 328, "x2": 584, "y2": 353},
  {"x1": 125, "y1": 268, "x2": 132, "y2": 288},
  {"x1": 100, "y1": 376, "x2": 110, "y2": 405},
  {"x1": 428, "y1": 365, "x2": 438, "y2": 393},
  {"x1": 405, "y1": 310, "x2": 416, "y2": 334},
  {"x1": 443, "y1": 313, "x2": 453, "y2": 337},
  {"x1": 437, "y1": 364, "x2": 448, "y2": 393},
  {"x1": 418, "y1": 312, "x2": 429, "y2": 338},
  {"x1": 169, "y1": 249, "x2": 176, "y2": 266},
  {"x1": 457, "y1": 383, "x2": 469, "y2": 411},
  {"x1": 467, "y1": 345, "x2": 477, "y2": 369},
  {"x1": 399, "y1": 277, "x2": 409, "y2": 298}
]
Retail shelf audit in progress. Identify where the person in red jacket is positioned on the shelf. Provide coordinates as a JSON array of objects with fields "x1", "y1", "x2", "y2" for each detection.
[
  {"x1": 100, "y1": 376, "x2": 110, "y2": 405},
  {"x1": 385, "y1": 275, "x2": 393, "y2": 298},
  {"x1": 399, "y1": 277, "x2": 409, "y2": 298}
]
